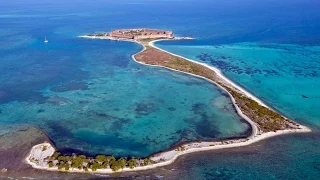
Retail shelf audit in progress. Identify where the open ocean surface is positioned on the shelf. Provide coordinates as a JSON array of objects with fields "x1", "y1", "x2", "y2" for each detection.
[{"x1": 0, "y1": 0, "x2": 320, "y2": 179}]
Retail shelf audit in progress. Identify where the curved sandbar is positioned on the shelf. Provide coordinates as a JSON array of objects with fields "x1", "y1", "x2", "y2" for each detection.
[{"x1": 25, "y1": 32, "x2": 311, "y2": 174}]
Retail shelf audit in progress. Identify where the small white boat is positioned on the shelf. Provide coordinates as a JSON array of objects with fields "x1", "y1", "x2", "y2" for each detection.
[{"x1": 44, "y1": 37, "x2": 48, "y2": 43}]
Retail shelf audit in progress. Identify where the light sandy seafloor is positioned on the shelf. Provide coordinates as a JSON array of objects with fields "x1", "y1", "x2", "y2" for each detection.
[{"x1": 25, "y1": 36, "x2": 311, "y2": 174}]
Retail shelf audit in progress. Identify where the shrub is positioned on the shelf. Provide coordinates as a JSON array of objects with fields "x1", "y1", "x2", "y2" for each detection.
[
  {"x1": 95, "y1": 155, "x2": 107, "y2": 163},
  {"x1": 64, "y1": 164, "x2": 70, "y2": 171},
  {"x1": 127, "y1": 158, "x2": 137, "y2": 169},
  {"x1": 110, "y1": 160, "x2": 121, "y2": 171},
  {"x1": 52, "y1": 152, "x2": 61, "y2": 159},
  {"x1": 143, "y1": 158, "x2": 151, "y2": 166},
  {"x1": 48, "y1": 161, "x2": 53, "y2": 168},
  {"x1": 118, "y1": 158, "x2": 127, "y2": 169},
  {"x1": 58, "y1": 164, "x2": 64, "y2": 170},
  {"x1": 91, "y1": 163, "x2": 98, "y2": 171}
]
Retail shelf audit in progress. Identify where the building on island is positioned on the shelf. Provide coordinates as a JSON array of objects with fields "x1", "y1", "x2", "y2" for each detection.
[{"x1": 108, "y1": 28, "x2": 174, "y2": 40}]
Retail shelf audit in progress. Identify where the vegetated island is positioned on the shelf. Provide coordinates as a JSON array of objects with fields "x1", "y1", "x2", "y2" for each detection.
[{"x1": 26, "y1": 28, "x2": 311, "y2": 174}]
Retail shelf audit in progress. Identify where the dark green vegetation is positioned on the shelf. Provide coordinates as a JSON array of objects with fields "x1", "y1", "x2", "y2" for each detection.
[
  {"x1": 166, "y1": 58, "x2": 214, "y2": 80},
  {"x1": 222, "y1": 86, "x2": 294, "y2": 131},
  {"x1": 135, "y1": 45, "x2": 299, "y2": 132},
  {"x1": 46, "y1": 152, "x2": 153, "y2": 172},
  {"x1": 168, "y1": 58, "x2": 202, "y2": 75}
]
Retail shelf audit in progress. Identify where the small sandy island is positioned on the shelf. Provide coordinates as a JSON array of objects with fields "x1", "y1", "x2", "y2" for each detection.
[{"x1": 26, "y1": 28, "x2": 311, "y2": 174}]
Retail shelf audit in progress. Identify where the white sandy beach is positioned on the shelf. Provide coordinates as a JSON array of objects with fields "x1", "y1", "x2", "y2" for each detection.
[
  {"x1": 26, "y1": 126, "x2": 310, "y2": 174},
  {"x1": 25, "y1": 36, "x2": 311, "y2": 174}
]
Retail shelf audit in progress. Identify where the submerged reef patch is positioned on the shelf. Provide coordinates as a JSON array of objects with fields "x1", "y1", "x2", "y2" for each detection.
[
  {"x1": 167, "y1": 107, "x2": 176, "y2": 111},
  {"x1": 46, "y1": 121, "x2": 74, "y2": 139},
  {"x1": 134, "y1": 101, "x2": 159, "y2": 116},
  {"x1": 74, "y1": 130, "x2": 147, "y2": 151},
  {"x1": 46, "y1": 96, "x2": 73, "y2": 105},
  {"x1": 50, "y1": 81, "x2": 89, "y2": 92},
  {"x1": 37, "y1": 109, "x2": 45, "y2": 113},
  {"x1": 196, "y1": 53, "x2": 244, "y2": 74},
  {"x1": 195, "y1": 114, "x2": 220, "y2": 138}
]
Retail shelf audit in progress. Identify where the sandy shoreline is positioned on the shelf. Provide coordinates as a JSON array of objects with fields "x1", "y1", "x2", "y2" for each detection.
[{"x1": 25, "y1": 36, "x2": 311, "y2": 174}]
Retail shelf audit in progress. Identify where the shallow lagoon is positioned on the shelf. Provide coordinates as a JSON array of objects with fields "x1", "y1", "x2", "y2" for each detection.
[{"x1": 0, "y1": 36, "x2": 249, "y2": 157}]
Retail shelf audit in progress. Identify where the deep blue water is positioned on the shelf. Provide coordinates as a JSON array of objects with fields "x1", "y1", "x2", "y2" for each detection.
[{"x1": 1, "y1": 0, "x2": 320, "y2": 179}]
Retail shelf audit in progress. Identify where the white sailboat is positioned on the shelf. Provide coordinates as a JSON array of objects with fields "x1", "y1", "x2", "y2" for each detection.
[{"x1": 44, "y1": 37, "x2": 48, "y2": 43}]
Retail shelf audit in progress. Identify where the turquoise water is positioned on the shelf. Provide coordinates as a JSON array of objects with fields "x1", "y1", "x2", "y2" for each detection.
[
  {"x1": 0, "y1": 1, "x2": 249, "y2": 157},
  {"x1": 156, "y1": 42, "x2": 320, "y2": 128},
  {"x1": 0, "y1": 0, "x2": 320, "y2": 179}
]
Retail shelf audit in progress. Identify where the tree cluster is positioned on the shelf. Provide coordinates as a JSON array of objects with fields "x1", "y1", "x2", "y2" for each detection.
[{"x1": 47, "y1": 153, "x2": 153, "y2": 172}]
